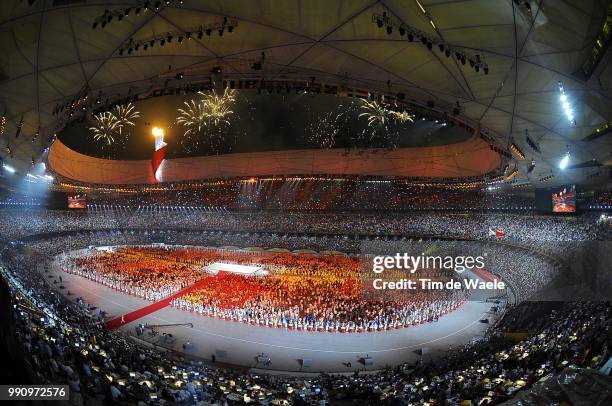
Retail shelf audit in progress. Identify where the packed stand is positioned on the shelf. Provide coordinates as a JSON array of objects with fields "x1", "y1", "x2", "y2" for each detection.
[
  {"x1": 86, "y1": 180, "x2": 536, "y2": 211},
  {"x1": 2, "y1": 240, "x2": 609, "y2": 404},
  {"x1": 0, "y1": 210, "x2": 609, "y2": 405}
]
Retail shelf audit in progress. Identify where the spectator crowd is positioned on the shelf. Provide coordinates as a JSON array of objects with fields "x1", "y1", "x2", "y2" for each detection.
[{"x1": 0, "y1": 206, "x2": 609, "y2": 405}]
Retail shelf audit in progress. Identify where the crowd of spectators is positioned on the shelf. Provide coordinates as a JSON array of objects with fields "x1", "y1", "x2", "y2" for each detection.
[
  {"x1": 2, "y1": 237, "x2": 609, "y2": 405},
  {"x1": 0, "y1": 205, "x2": 609, "y2": 404},
  {"x1": 86, "y1": 181, "x2": 537, "y2": 211},
  {"x1": 0, "y1": 208, "x2": 607, "y2": 244},
  {"x1": 0, "y1": 206, "x2": 602, "y2": 302},
  {"x1": 80, "y1": 181, "x2": 612, "y2": 212},
  {"x1": 585, "y1": 189, "x2": 612, "y2": 208}
]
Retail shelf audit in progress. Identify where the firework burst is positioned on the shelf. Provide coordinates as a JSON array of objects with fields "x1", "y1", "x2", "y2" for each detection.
[
  {"x1": 355, "y1": 99, "x2": 416, "y2": 147},
  {"x1": 306, "y1": 100, "x2": 381, "y2": 147},
  {"x1": 89, "y1": 103, "x2": 140, "y2": 146},
  {"x1": 198, "y1": 88, "x2": 236, "y2": 126},
  {"x1": 306, "y1": 111, "x2": 339, "y2": 149},
  {"x1": 176, "y1": 88, "x2": 237, "y2": 152},
  {"x1": 113, "y1": 102, "x2": 141, "y2": 132},
  {"x1": 359, "y1": 99, "x2": 415, "y2": 126},
  {"x1": 176, "y1": 99, "x2": 209, "y2": 136},
  {"x1": 89, "y1": 112, "x2": 121, "y2": 145},
  {"x1": 359, "y1": 99, "x2": 391, "y2": 127},
  {"x1": 388, "y1": 110, "x2": 415, "y2": 123}
]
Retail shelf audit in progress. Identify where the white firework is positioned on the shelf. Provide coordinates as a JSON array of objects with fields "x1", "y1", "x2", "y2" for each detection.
[
  {"x1": 359, "y1": 99, "x2": 415, "y2": 127},
  {"x1": 113, "y1": 102, "x2": 141, "y2": 132},
  {"x1": 89, "y1": 112, "x2": 121, "y2": 145},
  {"x1": 307, "y1": 112, "x2": 339, "y2": 149},
  {"x1": 359, "y1": 99, "x2": 391, "y2": 127},
  {"x1": 198, "y1": 88, "x2": 236, "y2": 127},
  {"x1": 388, "y1": 110, "x2": 415, "y2": 123},
  {"x1": 175, "y1": 88, "x2": 237, "y2": 151},
  {"x1": 176, "y1": 99, "x2": 209, "y2": 136}
]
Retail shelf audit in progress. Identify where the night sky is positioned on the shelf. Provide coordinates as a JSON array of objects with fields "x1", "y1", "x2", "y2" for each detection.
[{"x1": 59, "y1": 92, "x2": 471, "y2": 160}]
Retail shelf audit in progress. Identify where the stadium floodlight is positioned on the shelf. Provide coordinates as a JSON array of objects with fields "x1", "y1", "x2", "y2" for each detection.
[
  {"x1": 558, "y1": 81, "x2": 576, "y2": 126},
  {"x1": 510, "y1": 143, "x2": 525, "y2": 160},
  {"x1": 2, "y1": 164, "x2": 15, "y2": 173},
  {"x1": 559, "y1": 152, "x2": 570, "y2": 169}
]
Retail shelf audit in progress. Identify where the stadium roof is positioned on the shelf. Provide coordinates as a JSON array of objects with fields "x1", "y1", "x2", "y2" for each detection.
[{"x1": 1, "y1": 0, "x2": 611, "y2": 187}]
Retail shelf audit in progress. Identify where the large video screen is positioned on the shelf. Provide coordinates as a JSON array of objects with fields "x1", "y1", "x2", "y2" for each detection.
[
  {"x1": 67, "y1": 194, "x2": 87, "y2": 209},
  {"x1": 552, "y1": 185, "x2": 576, "y2": 213}
]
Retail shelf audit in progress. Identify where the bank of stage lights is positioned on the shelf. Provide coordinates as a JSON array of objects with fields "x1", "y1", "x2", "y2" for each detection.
[
  {"x1": 118, "y1": 17, "x2": 238, "y2": 56},
  {"x1": 539, "y1": 173, "x2": 555, "y2": 182},
  {"x1": 489, "y1": 143, "x2": 512, "y2": 159},
  {"x1": 509, "y1": 142, "x2": 525, "y2": 160},
  {"x1": 52, "y1": 91, "x2": 89, "y2": 117},
  {"x1": 14, "y1": 116, "x2": 23, "y2": 139},
  {"x1": 92, "y1": 1, "x2": 184, "y2": 30},
  {"x1": 525, "y1": 130, "x2": 541, "y2": 154},
  {"x1": 511, "y1": 181, "x2": 531, "y2": 189},
  {"x1": 527, "y1": 160, "x2": 536, "y2": 175},
  {"x1": 372, "y1": 9, "x2": 488, "y2": 75},
  {"x1": 4, "y1": 143, "x2": 12, "y2": 158},
  {"x1": 505, "y1": 168, "x2": 519, "y2": 181},
  {"x1": 0, "y1": 113, "x2": 6, "y2": 137},
  {"x1": 558, "y1": 81, "x2": 576, "y2": 126}
]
